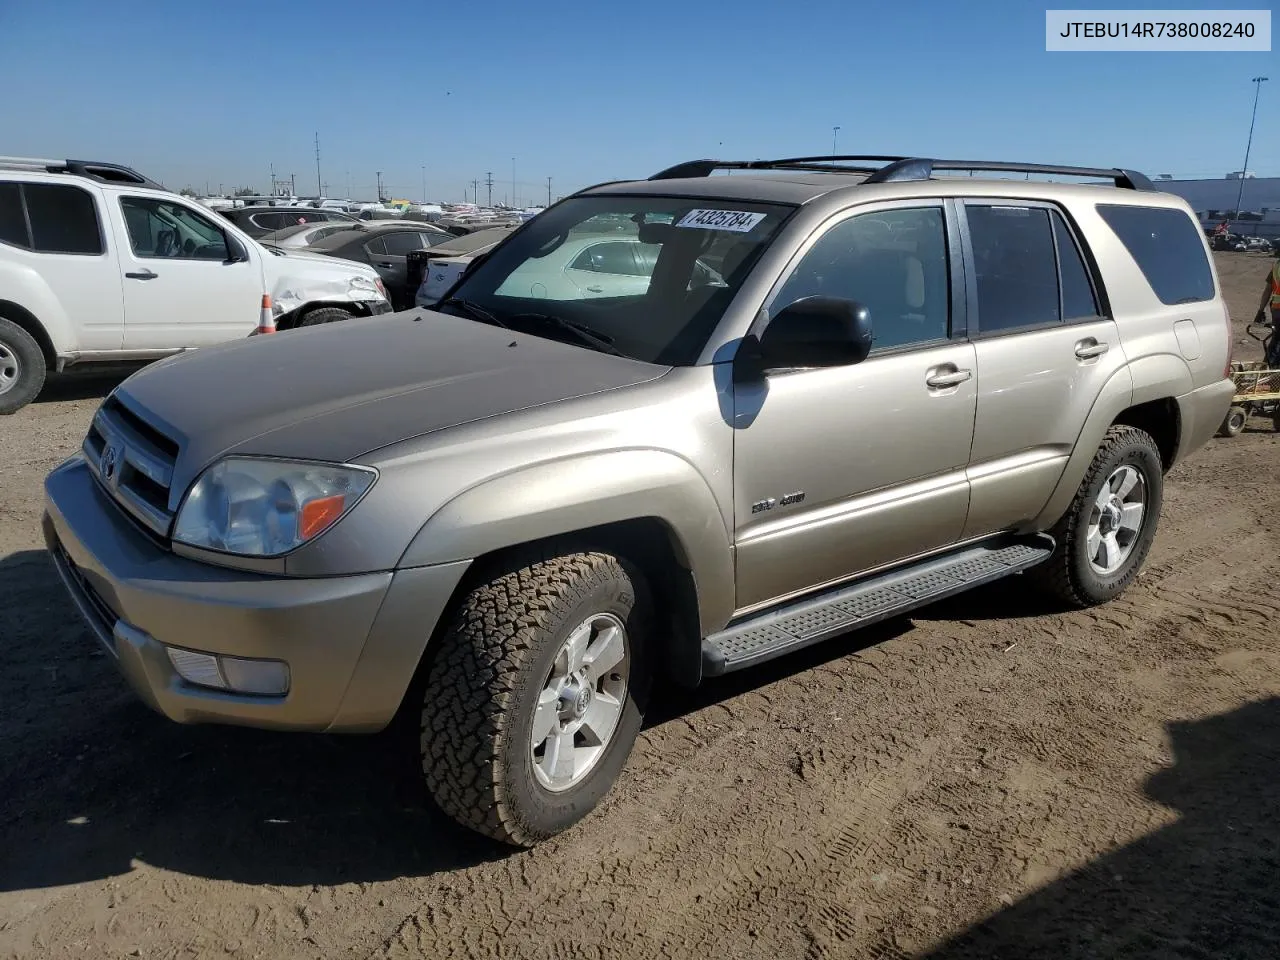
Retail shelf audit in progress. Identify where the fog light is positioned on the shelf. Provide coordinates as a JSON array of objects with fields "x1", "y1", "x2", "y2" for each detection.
[
  {"x1": 220, "y1": 656, "x2": 290, "y2": 696},
  {"x1": 165, "y1": 647, "x2": 290, "y2": 696},
  {"x1": 166, "y1": 648, "x2": 227, "y2": 689}
]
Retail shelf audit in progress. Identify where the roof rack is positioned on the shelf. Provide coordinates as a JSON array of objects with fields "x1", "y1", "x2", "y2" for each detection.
[
  {"x1": 649, "y1": 155, "x2": 1154, "y2": 191},
  {"x1": 0, "y1": 156, "x2": 163, "y2": 190}
]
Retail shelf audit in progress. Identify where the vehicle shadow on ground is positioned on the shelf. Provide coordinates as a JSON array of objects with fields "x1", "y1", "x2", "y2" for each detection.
[
  {"x1": 917, "y1": 695, "x2": 1280, "y2": 959},
  {"x1": 0, "y1": 549, "x2": 905, "y2": 892},
  {"x1": 34, "y1": 365, "x2": 147, "y2": 404}
]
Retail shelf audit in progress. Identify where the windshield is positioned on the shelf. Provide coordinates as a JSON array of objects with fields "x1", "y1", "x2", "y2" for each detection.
[{"x1": 441, "y1": 195, "x2": 793, "y2": 365}]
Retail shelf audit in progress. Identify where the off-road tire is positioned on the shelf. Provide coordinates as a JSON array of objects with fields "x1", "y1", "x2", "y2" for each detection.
[
  {"x1": 1035, "y1": 425, "x2": 1164, "y2": 609},
  {"x1": 1218, "y1": 405, "x2": 1248, "y2": 438},
  {"x1": 297, "y1": 306, "x2": 353, "y2": 327},
  {"x1": 0, "y1": 318, "x2": 46, "y2": 415},
  {"x1": 420, "y1": 550, "x2": 652, "y2": 847}
]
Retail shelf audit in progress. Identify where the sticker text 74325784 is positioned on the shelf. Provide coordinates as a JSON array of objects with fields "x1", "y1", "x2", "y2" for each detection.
[{"x1": 675, "y1": 209, "x2": 767, "y2": 233}]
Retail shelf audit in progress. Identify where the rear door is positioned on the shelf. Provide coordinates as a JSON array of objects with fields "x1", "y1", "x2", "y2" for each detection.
[
  {"x1": 960, "y1": 200, "x2": 1125, "y2": 538},
  {"x1": 563, "y1": 240, "x2": 654, "y2": 298},
  {"x1": 369, "y1": 230, "x2": 440, "y2": 305},
  {"x1": 1, "y1": 180, "x2": 125, "y2": 350},
  {"x1": 115, "y1": 195, "x2": 262, "y2": 349}
]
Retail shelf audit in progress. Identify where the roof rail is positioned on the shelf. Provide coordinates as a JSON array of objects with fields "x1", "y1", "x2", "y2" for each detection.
[
  {"x1": 0, "y1": 156, "x2": 163, "y2": 190},
  {"x1": 649, "y1": 155, "x2": 1155, "y2": 191},
  {"x1": 863, "y1": 158, "x2": 1154, "y2": 190},
  {"x1": 649, "y1": 156, "x2": 908, "y2": 180}
]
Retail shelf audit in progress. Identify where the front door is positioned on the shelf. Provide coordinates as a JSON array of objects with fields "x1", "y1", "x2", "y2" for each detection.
[
  {"x1": 116, "y1": 196, "x2": 262, "y2": 349},
  {"x1": 732, "y1": 202, "x2": 978, "y2": 611},
  {"x1": 959, "y1": 201, "x2": 1126, "y2": 539}
]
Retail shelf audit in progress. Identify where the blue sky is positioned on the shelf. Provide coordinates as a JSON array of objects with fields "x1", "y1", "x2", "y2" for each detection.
[{"x1": 0, "y1": 0, "x2": 1274, "y2": 203}]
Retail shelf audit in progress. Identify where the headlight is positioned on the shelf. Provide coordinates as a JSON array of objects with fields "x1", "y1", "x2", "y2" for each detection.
[
  {"x1": 173, "y1": 458, "x2": 376, "y2": 557},
  {"x1": 348, "y1": 275, "x2": 387, "y2": 300}
]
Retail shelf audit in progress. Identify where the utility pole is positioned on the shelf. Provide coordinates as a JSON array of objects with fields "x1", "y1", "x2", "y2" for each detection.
[
  {"x1": 421, "y1": 164, "x2": 426, "y2": 202},
  {"x1": 511, "y1": 157, "x2": 516, "y2": 208},
  {"x1": 832, "y1": 126, "x2": 840, "y2": 156},
  {"x1": 269, "y1": 163, "x2": 276, "y2": 196},
  {"x1": 485, "y1": 171, "x2": 494, "y2": 207},
  {"x1": 1233, "y1": 76, "x2": 1269, "y2": 224},
  {"x1": 546, "y1": 176, "x2": 552, "y2": 206},
  {"x1": 290, "y1": 173, "x2": 296, "y2": 196},
  {"x1": 470, "y1": 179, "x2": 479, "y2": 204},
  {"x1": 314, "y1": 132, "x2": 322, "y2": 197},
  {"x1": 376, "y1": 171, "x2": 384, "y2": 201}
]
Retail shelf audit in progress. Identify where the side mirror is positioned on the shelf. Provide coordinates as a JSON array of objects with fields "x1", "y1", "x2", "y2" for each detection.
[
  {"x1": 224, "y1": 234, "x2": 249, "y2": 264},
  {"x1": 756, "y1": 296, "x2": 873, "y2": 370}
]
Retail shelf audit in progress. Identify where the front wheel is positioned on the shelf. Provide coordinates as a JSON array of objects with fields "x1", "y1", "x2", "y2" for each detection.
[
  {"x1": 1036, "y1": 425, "x2": 1164, "y2": 608},
  {"x1": 297, "y1": 306, "x2": 353, "y2": 327},
  {"x1": 420, "y1": 551, "x2": 652, "y2": 847}
]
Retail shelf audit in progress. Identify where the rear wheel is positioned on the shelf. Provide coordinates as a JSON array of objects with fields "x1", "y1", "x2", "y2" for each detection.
[
  {"x1": 1218, "y1": 405, "x2": 1248, "y2": 438},
  {"x1": 420, "y1": 550, "x2": 652, "y2": 847},
  {"x1": 1036, "y1": 425, "x2": 1163, "y2": 608},
  {"x1": 297, "y1": 306, "x2": 353, "y2": 327},
  {"x1": 0, "y1": 318, "x2": 46, "y2": 415}
]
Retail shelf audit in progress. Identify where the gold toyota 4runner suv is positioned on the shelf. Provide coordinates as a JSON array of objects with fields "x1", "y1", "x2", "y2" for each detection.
[{"x1": 44, "y1": 154, "x2": 1236, "y2": 846}]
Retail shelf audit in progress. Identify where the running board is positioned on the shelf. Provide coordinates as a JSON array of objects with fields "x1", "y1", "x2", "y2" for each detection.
[{"x1": 702, "y1": 535, "x2": 1055, "y2": 676}]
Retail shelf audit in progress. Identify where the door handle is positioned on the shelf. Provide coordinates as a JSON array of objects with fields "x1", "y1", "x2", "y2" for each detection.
[
  {"x1": 926, "y1": 368, "x2": 972, "y2": 389},
  {"x1": 1075, "y1": 339, "x2": 1109, "y2": 360},
  {"x1": 376, "y1": 261, "x2": 395, "y2": 269},
  {"x1": 586, "y1": 285, "x2": 604, "y2": 293},
  {"x1": 125, "y1": 269, "x2": 158, "y2": 280}
]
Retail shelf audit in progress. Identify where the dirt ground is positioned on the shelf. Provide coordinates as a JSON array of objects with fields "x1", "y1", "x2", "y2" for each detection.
[{"x1": 1, "y1": 252, "x2": 1278, "y2": 960}]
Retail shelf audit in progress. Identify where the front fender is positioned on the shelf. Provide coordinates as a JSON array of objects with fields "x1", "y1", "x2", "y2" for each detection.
[{"x1": 399, "y1": 450, "x2": 735, "y2": 633}]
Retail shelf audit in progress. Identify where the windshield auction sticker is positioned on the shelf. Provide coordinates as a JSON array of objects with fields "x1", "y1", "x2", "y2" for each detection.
[{"x1": 675, "y1": 209, "x2": 768, "y2": 232}]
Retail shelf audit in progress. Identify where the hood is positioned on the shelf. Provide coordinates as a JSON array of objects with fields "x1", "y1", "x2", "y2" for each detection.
[{"x1": 114, "y1": 311, "x2": 669, "y2": 496}]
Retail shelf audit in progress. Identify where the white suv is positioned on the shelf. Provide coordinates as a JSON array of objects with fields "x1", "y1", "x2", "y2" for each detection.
[{"x1": 0, "y1": 157, "x2": 393, "y2": 413}]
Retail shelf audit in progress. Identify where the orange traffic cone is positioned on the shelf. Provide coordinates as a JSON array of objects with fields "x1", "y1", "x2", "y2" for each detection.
[{"x1": 254, "y1": 294, "x2": 276, "y2": 335}]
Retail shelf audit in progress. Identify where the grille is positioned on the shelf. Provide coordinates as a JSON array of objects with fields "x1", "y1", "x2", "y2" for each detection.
[{"x1": 82, "y1": 395, "x2": 181, "y2": 540}]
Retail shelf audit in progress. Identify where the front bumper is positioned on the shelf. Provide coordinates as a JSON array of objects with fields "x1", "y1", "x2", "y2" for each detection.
[
  {"x1": 43, "y1": 455, "x2": 469, "y2": 732},
  {"x1": 365, "y1": 298, "x2": 394, "y2": 316}
]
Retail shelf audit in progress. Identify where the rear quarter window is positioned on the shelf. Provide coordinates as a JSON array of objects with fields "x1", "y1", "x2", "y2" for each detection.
[
  {"x1": 1095, "y1": 204, "x2": 1214, "y2": 305},
  {"x1": 24, "y1": 183, "x2": 104, "y2": 255}
]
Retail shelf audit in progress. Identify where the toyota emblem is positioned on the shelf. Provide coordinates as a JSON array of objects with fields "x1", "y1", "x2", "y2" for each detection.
[{"x1": 101, "y1": 445, "x2": 119, "y2": 481}]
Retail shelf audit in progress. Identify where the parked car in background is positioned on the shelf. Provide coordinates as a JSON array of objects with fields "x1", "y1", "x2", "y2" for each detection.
[
  {"x1": 306, "y1": 221, "x2": 452, "y2": 308},
  {"x1": 257, "y1": 220, "x2": 371, "y2": 249},
  {"x1": 219, "y1": 205, "x2": 357, "y2": 238},
  {"x1": 0, "y1": 157, "x2": 390, "y2": 413},
  {"x1": 409, "y1": 225, "x2": 521, "y2": 307}
]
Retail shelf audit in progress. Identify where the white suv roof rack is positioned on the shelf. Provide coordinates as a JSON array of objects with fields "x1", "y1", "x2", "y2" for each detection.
[{"x1": 0, "y1": 156, "x2": 163, "y2": 191}]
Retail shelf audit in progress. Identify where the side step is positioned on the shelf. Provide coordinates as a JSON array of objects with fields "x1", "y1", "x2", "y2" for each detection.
[{"x1": 702, "y1": 535, "x2": 1054, "y2": 676}]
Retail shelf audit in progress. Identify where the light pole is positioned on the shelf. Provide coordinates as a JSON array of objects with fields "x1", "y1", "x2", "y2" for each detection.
[
  {"x1": 421, "y1": 164, "x2": 427, "y2": 202},
  {"x1": 832, "y1": 126, "x2": 840, "y2": 156},
  {"x1": 512, "y1": 157, "x2": 517, "y2": 208},
  {"x1": 1233, "y1": 76, "x2": 1268, "y2": 226}
]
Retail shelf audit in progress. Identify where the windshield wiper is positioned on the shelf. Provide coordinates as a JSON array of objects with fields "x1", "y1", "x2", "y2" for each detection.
[
  {"x1": 506, "y1": 313, "x2": 628, "y2": 357},
  {"x1": 437, "y1": 297, "x2": 510, "y2": 328}
]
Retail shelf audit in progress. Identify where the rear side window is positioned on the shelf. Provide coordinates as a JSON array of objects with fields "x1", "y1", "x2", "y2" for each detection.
[
  {"x1": 24, "y1": 184, "x2": 104, "y2": 254},
  {"x1": 967, "y1": 205, "x2": 1059, "y2": 333},
  {"x1": 0, "y1": 182, "x2": 29, "y2": 248},
  {"x1": 1096, "y1": 204, "x2": 1214, "y2": 305},
  {"x1": 966, "y1": 204, "x2": 1102, "y2": 333}
]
